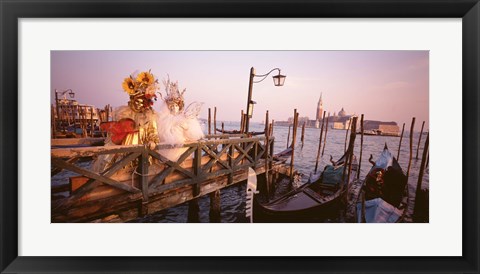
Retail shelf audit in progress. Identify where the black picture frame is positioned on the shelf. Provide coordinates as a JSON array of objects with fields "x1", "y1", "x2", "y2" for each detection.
[{"x1": 1, "y1": 0, "x2": 478, "y2": 273}]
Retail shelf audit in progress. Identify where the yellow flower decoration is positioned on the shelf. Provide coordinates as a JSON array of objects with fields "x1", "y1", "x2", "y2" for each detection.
[
  {"x1": 136, "y1": 71, "x2": 155, "y2": 86},
  {"x1": 122, "y1": 77, "x2": 136, "y2": 95}
]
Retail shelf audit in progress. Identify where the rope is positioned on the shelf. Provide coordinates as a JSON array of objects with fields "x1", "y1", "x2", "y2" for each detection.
[{"x1": 131, "y1": 169, "x2": 149, "y2": 187}]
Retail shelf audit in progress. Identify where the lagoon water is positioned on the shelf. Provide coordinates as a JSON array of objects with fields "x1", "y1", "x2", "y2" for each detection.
[{"x1": 133, "y1": 121, "x2": 429, "y2": 223}]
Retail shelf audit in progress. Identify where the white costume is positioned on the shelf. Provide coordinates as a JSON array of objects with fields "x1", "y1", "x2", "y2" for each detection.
[{"x1": 156, "y1": 78, "x2": 204, "y2": 161}]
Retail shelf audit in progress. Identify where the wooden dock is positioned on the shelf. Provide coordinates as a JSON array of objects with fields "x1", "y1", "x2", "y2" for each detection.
[{"x1": 51, "y1": 134, "x2": 289, "y2": 223}]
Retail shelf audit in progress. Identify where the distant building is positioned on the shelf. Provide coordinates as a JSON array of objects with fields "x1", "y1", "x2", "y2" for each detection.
[
  {"x1": 329, "y1": 107, "x2": 355, "y2": 130},
  {"x1": 363, "y1": 120, "x2": 400, "y2": 136},
  {"x1": 332, "y1": 122, "x2": 345, "y2": 129},
  {"x1": 273, "y1": 96, "x2": 399, "y2": 136}
]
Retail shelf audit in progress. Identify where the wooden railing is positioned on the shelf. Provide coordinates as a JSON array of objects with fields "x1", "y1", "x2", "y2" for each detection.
[{"x1": 51, "y1": 134, "x2": 275, "y2": 219}]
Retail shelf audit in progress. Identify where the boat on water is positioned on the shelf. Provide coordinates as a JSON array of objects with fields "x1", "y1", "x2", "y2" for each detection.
[
  {"x1": 354, "y1": 144, "x2": 408, "y2": 223},
  {"x1": 272, "y1": 147, "x2": 293, "y2": 162},
  {"x1": 360, "y1": 129, "x2": 400, "y2": 137},
  {"x1": 253, "y1": 152, "x2": 358, "y2": 222}
]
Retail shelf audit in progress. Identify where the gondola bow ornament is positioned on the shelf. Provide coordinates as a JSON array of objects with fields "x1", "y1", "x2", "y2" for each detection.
[{"x1": 245, "y1": 167, "x2": 259, "y2": 223}]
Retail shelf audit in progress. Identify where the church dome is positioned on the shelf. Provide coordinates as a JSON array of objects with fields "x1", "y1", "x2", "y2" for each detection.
[{"x1": 338, "y1": 107, "x2": 346, "y2": 117}]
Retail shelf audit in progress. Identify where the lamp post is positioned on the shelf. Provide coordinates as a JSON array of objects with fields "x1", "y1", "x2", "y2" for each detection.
[
  {"x1": 245, "y1": 67, "x2": 286, "y2": 133},
  {"x1": 55, "y1": 89, "x2": 75, "y2": 116}
]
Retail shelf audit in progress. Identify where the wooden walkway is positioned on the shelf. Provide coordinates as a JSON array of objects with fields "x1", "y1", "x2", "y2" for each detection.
[{"x1": 51, "y1": 134, "x2": 288, "y2": 222}]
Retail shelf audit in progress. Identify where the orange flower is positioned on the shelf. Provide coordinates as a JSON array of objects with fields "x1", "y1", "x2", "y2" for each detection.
[
  {"x1": 136, "y1": 71, "x2": 155, "y2": 86},
  {"x1": 122, "y1": 77, "x2": 136, "y2": 95}
]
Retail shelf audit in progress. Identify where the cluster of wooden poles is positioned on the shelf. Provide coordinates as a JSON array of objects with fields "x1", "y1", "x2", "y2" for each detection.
[
  {"x1": 284, "y1": 110, "x2": 429, "y2": 221},
  {"x1": 205, "y1": 107, "x2": 240, "y2": 135},
  {"x1": 356, "y1": 116, "x2": 429, "y2": 221},
  {"x1": 401, "y1": 118, "x2": 429, "y2": 220},
  {"x1": 189, "y1": 106, "x2": 276, "y2": 222},
  {"x1": 205, "y1": 107, "x2": 275, "y2": 136},
  {"x1": 193, "y1": 105, "x2": 430, "y2": 222},
  {"x1": 51, "y1": 104, "x2": 113, "y2": 138}
]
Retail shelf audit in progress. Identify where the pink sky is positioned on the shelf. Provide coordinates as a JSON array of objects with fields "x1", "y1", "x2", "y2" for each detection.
[{"x1": 51, "y1": 51, "x2": 429, "y2": 129}]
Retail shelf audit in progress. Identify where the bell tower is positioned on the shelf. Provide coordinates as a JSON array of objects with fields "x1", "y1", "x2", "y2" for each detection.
[{"x1": 316, "y1": 93, "x2": 323, "y2": 121}]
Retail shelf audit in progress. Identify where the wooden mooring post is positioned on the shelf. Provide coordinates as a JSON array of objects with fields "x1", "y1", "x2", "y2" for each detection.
[
  {"x1": 340, "y1": 116, "x2": 358, "y2": 219},
  {"x1": 405, "y1": 117, "x2": 416, "y2": 219},
  {"x1": 264, "y1": 110, "x2": 270, "y2": 199},
  {"x1": 188, "y1": 199, "x2": 200, "y2": 223},
  {"x1": 240, "y1": 110, "x2": 245, "y2": 133},
  {"x1": 268, "y1": 122, "x2": 275, "y2": 197},
  {"x1": 343, "y1": 116, "x2": 358, "y2": 196},
  {"x1": 290, "y1": 109, "x2": 299, "y2": 183},
  {"x1": 426, "y1": 151, "x2": 429, "y2": 168},
  {"x1": 406, "y1": 117, "x2": 416, "y2": 179},
  {"x1": 286, "y1": 125, "x2": 291, "y2": 148},
  {"x1": 321, "y1": 112, "x2": 330, "y2": 157},
  {"x1": 357, "y1": 114, "x2": 364, "y2": 179},
  {"x1": 344, "y1": 117, "x2": 351, "y2": 153},
  {"x1": 314, "y1": 111, "x2": 326, "y2": 173},
  {"x1": 105, "y1": 104, "x2": 110, "y2": 122},
  {"x1": 90, "y1": 106, "x2": 94, "y2": 137},
  {"x1": 214, "y1": 107, "x2": 217, "y2": 135},
  {"x1": 243, "y1": 114, "x2": 248, "y2": 133},
  {"x1": 300, "y1": 121, "x2": 306, "y2": 148},
  {"x1": 188, "y1": 144, "x2": 202, "y2": 223},
  {"x1": 209, "y1": 189, "x2": 221, "y2": 223},
  {"x1": 270, "y1": 120, "x2": 274, "y2": 137},
  {"x1": 397, "y1": 122, "x2": 405, "y2": 161},
  {"x1": 416, "y1": 121, "x2": 425, "y2": 160},
  {"x1": 413, "y1": 132, "x2": 429, "y2": 222},
  {"x1": 208, "y1": 108, "x2": 212, "y2": 135},
  {"x1": 82, "y1": 106, "x2": 88, "y2": 138}
]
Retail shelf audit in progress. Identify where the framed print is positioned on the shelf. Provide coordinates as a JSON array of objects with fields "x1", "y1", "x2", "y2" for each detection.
[{"x1": 1, "y1": 0, "x2": 479, "y2": 273}]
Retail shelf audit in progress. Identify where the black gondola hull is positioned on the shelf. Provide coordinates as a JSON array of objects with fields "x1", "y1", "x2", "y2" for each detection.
[
  {"x1": 253, "y1": 189, "x2": 346, "y2": 222},
  {"x1": 253, "y1": 153, "x2": 357, "y2": 223}
]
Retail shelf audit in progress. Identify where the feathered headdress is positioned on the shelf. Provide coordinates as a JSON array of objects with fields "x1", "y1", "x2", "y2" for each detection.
[{"x1": 159, "y1": 76, "x2": 186, "y2": 112}]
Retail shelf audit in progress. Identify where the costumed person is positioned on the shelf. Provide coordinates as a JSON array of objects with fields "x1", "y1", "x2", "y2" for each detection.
[
  {"x1": 92, "y1": 70, "x2": 160, "y2": 172},
  {"x1": 155, "y1": 77, "x2": 204, "y2": 161}
]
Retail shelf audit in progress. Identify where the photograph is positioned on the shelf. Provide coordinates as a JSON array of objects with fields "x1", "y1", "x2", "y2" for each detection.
[
  {"x1": 2, "y1": 0, "x2": 478, "y2": 271},
  {"x1": 51, "y1": 50, "x2": 429, "y2": 223}
]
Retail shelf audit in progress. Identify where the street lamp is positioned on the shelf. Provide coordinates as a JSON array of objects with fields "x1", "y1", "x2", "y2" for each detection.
[
  {"x1": 55, "y1": 88, "x2": 75, "y2": 116},
  {"x1": 55, "y1": 88, "x2": 75, "y2": 115},
  {"x1": 272, "y1": 73, "x2": 287, "y2": 86},
  {"x1": 245, "y1": 67, "x2": 286, "y2": 133},
  {"x1": 55, "y1": 88, "x2": 75, "y2": 99}
]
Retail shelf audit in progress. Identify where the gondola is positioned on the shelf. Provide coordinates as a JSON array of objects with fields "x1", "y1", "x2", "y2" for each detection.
[
  {"x1": 272, "y1": 147, "x2": 293, "y2": 162},
  {"x1": 253, "y1": 152, "x2": 358, "y2": 222},
  {"x1": 355, "y1": 144, "x2": 408, "y2": 223}
]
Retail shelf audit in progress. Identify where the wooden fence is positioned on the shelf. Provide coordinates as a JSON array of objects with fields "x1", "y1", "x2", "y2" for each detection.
[{"x1": 51, "y1": 134, "x2": 277, "y2": 222}]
